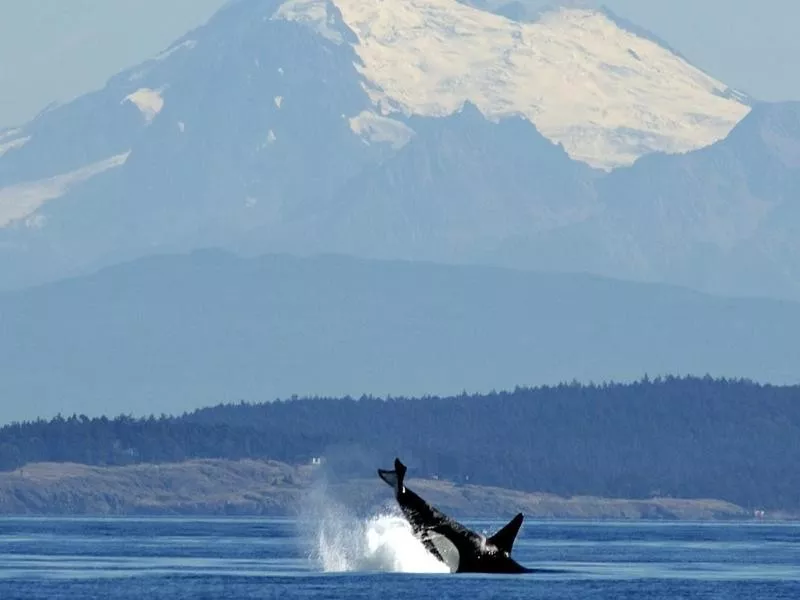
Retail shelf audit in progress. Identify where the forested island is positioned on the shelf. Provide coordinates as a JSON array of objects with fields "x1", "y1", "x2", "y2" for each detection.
[{"x1": 1, "y1": 376, "x2": 799, "y2": 516}]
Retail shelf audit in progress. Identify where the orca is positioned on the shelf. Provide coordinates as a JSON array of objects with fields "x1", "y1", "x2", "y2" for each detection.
[{"x1": 378, "y1": 457, "x2": 536, "y2": 574}]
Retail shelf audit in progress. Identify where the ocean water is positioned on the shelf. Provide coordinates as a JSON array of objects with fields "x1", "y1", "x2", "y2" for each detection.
[{"x1": 0, "y1": 512, "x2": 799, "y2": 599}]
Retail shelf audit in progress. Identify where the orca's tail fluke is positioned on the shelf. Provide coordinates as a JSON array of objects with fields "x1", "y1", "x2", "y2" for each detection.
[
  {"x1": 488, "y1": 512, "x2": 524, "y2": 554},
  {"x1": 378, "y1": 457, "x2": 407, "y2": 494}
]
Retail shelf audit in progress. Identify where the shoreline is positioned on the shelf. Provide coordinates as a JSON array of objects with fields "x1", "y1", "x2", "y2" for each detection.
[{"x1": 1, "y1": 459, "x2": 795, "y2": 521}]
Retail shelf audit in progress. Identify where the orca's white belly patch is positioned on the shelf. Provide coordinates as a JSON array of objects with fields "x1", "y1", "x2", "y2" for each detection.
[{"x1": 426, "y1": 532, "x2": 460, "y2": 573}]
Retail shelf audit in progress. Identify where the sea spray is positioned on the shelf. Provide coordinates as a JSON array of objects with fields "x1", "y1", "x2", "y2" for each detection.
[{"x1": 299, "y1": 480, "x2": 449, "y2": 573}]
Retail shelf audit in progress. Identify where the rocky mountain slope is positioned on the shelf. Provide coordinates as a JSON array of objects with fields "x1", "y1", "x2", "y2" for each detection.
[{"x1": 2, "y1": 0, "x2": 790, "y2": 301}]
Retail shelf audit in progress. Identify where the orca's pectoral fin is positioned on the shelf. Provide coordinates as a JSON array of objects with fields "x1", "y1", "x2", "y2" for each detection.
[
  {"x1": 377, "y1": 457, "x2": 407, "y2": 493},
  {"x1": 421, "y1": 534, "x2": 446, "y2": 564},
  {"x1": 488, "y1": 512, "x2": 524, "y2": 554}
]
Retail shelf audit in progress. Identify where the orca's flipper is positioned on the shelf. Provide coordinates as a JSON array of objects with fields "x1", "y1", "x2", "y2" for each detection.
[
  {"x1": 377, "y1": 458, "x2": 408, "y2": 493},
  {"x1": 488, "y1": 513, "x2": 524, "y2": 554}
]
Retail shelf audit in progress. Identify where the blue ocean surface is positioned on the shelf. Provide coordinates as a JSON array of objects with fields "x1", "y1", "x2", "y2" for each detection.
[{"x1": 0, "y1": 514, "x2": 798, "y2": 599}]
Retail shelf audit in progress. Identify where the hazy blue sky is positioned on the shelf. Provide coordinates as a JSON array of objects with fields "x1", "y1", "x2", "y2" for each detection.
[
  {"x1": 1, "y1": 0, "x2": 798, "y2": 129},
  {"x1": 0, "y1": 0, "x2": 225, "y2": 129}
]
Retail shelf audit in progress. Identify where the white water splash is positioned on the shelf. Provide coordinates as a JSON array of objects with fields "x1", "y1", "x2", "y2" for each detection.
[
  {"x1": 301, "y1": 484, "x2": 449, "y2": 573},
  {"x1": 316, "y1": 512, "x2": 450, "y2": 573}
]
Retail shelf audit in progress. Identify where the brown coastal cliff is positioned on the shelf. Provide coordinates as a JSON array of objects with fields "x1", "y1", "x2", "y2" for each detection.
[{"x1": 0, "y1": 459, "x2": 778, "y2": 521}]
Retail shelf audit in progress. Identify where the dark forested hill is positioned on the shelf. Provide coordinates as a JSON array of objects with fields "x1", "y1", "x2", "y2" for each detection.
[{"x1": 2, "y1": 377, "x2": 799, "y2": 510}]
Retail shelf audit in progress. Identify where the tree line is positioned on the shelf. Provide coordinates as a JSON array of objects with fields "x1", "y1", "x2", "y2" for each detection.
[{"x1": 1, "y1": 376, "x2": 799, "y2": 509}]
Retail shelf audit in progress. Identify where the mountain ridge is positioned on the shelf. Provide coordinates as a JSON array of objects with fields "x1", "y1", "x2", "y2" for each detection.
[{"x1": 1, "y1": 251, "x2": 799, "y2": 423}]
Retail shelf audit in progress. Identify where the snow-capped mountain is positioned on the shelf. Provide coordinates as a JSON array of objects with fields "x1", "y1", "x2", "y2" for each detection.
[
  {"x1": 276, "y1": 0, "x2": 748, "y2": 168},
  {"x1": 0, "y1": 0, "x2": 797, "y2": 300}
]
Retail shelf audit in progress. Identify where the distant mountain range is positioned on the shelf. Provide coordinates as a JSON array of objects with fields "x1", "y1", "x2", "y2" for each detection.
[
  {"x1": 3, "y1": 0, "x2": 797, "y2": 302},
  {"x1": 1, "y1": 251, "x2": 798, "y2": 423}
]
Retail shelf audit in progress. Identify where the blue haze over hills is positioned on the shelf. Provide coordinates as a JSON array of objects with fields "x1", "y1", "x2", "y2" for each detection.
[{"x1": 1, "y1": 251, "x2": 799, "y2": 424}]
